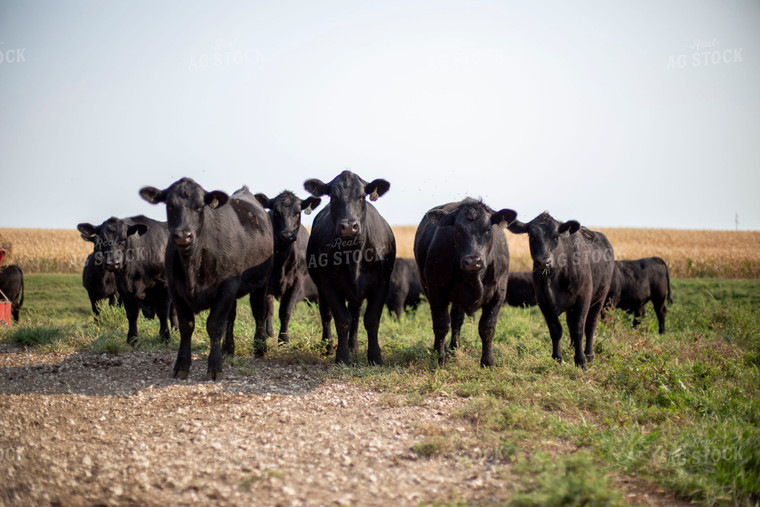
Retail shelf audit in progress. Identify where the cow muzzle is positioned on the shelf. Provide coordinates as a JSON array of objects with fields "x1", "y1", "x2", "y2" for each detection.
[
  {"x1": 105, "y1": 261, "x2": 122, "y2": 272},
  {"x1": 280, "y1": 230, "x2": 298, "y2": 243},
  {"x1": 172, "y1": 230, "x2": 194, "y2": 248},
  {"x1": 461, "y1": 255, "x2": 483, "y2": 273},
  {"x1": 337, "y1": 219, "x2": 360, "y2": 239}
]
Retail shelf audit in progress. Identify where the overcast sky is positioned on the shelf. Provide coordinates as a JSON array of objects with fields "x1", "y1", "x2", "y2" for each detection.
[{"x1": 1, "y1": 0, "x2": 758, "y2": 230}]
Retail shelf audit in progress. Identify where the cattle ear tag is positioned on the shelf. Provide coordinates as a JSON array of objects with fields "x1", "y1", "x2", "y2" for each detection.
[
  {"x1": 369, "y1": 190, "x2": 379, "y2": 202},
  {"x1": 560, "y1": 230, "x2": 570, "y2": 239},
  {"x1": 304, "y1": 205, "x2": 312, "y2": 215},
  {"x1": 208, "y1": 198, "x2": 219, "y2": 209}
]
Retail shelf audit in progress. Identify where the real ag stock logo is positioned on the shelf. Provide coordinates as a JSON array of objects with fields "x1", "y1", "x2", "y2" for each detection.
[
  {"x1": 667, "y1": 38, "x2": 744, "y2": 70},
  {"x1": 0, "y1": 42, "x2": 26, "y2": 64}
]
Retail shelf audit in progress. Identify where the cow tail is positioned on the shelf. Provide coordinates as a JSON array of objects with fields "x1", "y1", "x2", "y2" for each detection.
[
  {"x1": 666, "y1": 265, "x2": 672, "y2": 305},
  {"x1": 656, "y1": 257, "x2": 672, "y2": 305}
]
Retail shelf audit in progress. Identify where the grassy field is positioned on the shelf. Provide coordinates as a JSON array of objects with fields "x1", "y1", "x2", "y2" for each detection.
[
  {"x1": 3, "y1": 226, "x2": 760, "y2": 278},
  {"x1": 2, "y1": 273, "x2": 759, "y2": 505}
]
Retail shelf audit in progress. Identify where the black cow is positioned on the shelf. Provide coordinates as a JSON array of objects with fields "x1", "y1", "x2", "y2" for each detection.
[
  {"x1": 82, "y1": 251, "x2": 119, "y2": 320},
  {"x1": 0, "y1": 265, "x2": 24, "y2": 322},
  {"x1": 140, "y1": 178, "x2": 274, "y2": 380},
  {"x1": 414, "y1": 199, "x2": 516, "y2": 367},
  {"x1": 304, "y1": 170, "x2": 396, "y2": 365},
  {"x1": 506, "y1": 271, "x2": 537, "y2": 307},
  {"x1": 508, "y1": 212, "x2": 614, "y2": 369},
  {"x1": 78, "y1": 216, "x2": 172, "y2": 344},
  {"x1": 254, "y1": 190, "x2": 322, "y2": 343},
  {"x1": 604, "y1": 257, "x2": 672, "y2": 334},
  {"x1": 386, "y1": 257, "x2": 424, "y2": 320}
]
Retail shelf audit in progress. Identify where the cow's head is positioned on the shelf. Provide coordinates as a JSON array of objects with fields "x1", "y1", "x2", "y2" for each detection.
[
  {"x1": 507, "y1": 212, "x2": 580, "y2": 272},
  {"x1": 426, "y1": 199, "x2": 516, "y2": 274},
  {"x1": 304, "y1": 170, "x2": 389, "y2": 239},
  {"x1": 77, "y1": 217, "x2": 148, "y2": 272},
  {"x1": 255, "y1": 191, "x2": 321, "y2": 244},
  {"x1": 140, "y1": 178, "x2": 228, "y2": 250}
]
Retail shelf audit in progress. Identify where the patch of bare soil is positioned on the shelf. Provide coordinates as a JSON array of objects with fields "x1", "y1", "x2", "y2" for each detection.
[{"x1": 0, "y1": 344, "x2": 685, "y2": 506}]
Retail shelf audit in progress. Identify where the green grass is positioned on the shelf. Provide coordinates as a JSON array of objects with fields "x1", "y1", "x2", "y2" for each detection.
[{"x1": 2, "y1": 274, "x2": 759, "y2": 505}]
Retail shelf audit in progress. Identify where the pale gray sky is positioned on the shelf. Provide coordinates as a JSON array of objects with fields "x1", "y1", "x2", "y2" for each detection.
[{"x1": 1, "y1": 0, "x2": 759, "y2": 230}]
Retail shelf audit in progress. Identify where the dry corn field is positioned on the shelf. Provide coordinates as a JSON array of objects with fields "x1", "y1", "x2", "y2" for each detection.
[{"x1": 2, "y1": 226, "x2": 759, "y2": 278}]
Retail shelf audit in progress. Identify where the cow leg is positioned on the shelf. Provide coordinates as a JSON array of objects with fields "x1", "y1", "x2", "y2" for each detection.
[
  {"x1": 91, "y1": 297, "x2": 101, "y2": 320},
  {"x1": 277, "y1": 285, "x2": 299, "y2": 343},
  {"x1": 348, "y1": 303, "x2": 361, "y2": 352},
  {"x1": 328, "y1": 297, "x2": 352, "y2": 366},
  {"x1": 566, "y1": 304, "x2": 589, "y2": 370},
  {"x1": 364, "y1": 291, "x2": 386, "y2": 366},
  {"x1": 538, "y1": 303, "x2": 563, "y2": 364},
  {"x1": 478, "y1": 297, "x2": 503, "y2": 368},
  {"x1": 222, "y1": 299, "x2": 236, "y2": 356},
  {"x1": 123, "y1": 297, "x2": 140, "y2": 346},
  {"x1": 173, "y1": 300, "x2": 195, "y2": 379},
  {"x1": 265, "y1": 295, "x2": 275, "y2": 339},
  {"x1": 584, "y1": 301, "x2": 604, "y2": 364},
  {"x1": 205, "y1": 299, "x2": 234, "y2": 381},
  {"x1": 249, "y1": 287, "x2": 269, "y2": 357},
  {"x1": 316, "y1": 286, "x2": 334, "y2": 355},
  {"x1": 108, "y1": 295, "x2": 117, "y2": 307},
  {"x1": 632, "y1": 306, "x2": 645, "y2": 329},
  {"x1": 386, "y1": 289, "x2": 402, "y2": 321},
  {"x1": 12, "y1": 305, "x2": 20, "y2": 323},
  {"x1": 429, "y1": 300, "x2": 451, "y2": 365},
  {"x1": 156, "y1": 293, "x2": 172, "y2": 344},
  {"x1": 449, "y1": 306, "x2": 465, "y2": 352},
  {"x1": 652, "y1": 298, "x2": 667, "y2": 334}
]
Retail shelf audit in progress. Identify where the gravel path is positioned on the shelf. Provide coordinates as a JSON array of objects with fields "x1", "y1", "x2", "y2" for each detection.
[{"x1": 0, "y1": 346, "x2": 512, "y2": 506}]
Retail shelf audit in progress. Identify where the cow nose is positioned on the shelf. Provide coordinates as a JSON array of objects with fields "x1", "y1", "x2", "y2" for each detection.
[
  {"x1": 280, "y1": 230, "x2": 295, "y2": 242},
  {"x1": 173, "y1": 230, "x2": 193, "y2": 247},
  {"x1": 105, "y1": 261, "x2": 121, "y2": 272},
  {"x1": 461, "y1": 255, "x2": 483, "y2": 272},
  {"x1": 338, "y1": 219, "x2": 360, "y2": 238}
]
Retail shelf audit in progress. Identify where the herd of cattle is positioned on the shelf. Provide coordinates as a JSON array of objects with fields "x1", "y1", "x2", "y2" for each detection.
[{"x1": 0, "y1": 170, "x2": 672, "y2": 378}]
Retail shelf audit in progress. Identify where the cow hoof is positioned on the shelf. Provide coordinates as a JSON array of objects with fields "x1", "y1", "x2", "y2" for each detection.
[
  {"x1": 205, "y1": 371, "x2": 223, "y2": 382},
  {"x1": 480, "y1": 356, "x2": 495, "y2": 368},
  {"x1": 324, "y1": 343, "x2": 334, "y2": 356},
  {"x1": 173, "y1": 369, "x2": 189, "y2": 380},
  {"x1": 552, "y1": 356, "x2": 563, "y2": 365},
  {"x1": 127, "y1": 336, "x2": 138, "y2": 347},
  {"x1": 574, "y1": 359, "x2": 587, "y2": 371},
  {"x1": 278, "y1": 336, "x2": 290, "y2": 345},
  {"x1": 585, "y1": 353, "x2": 595, "y2": 364},
  {"x1": 368, "y1": 356, "x2": 383, "y2": 366}
]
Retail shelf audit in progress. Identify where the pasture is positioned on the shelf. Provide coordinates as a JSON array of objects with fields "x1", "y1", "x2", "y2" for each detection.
[
  {"x1": 1, "y1": 266, "x2": 758, "y2": 504},
  {"x1": 3, "y1": 226, "x2": 760, "y2": 278}
]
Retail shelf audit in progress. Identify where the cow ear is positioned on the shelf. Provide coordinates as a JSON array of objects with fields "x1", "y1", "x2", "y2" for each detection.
[
  {"x1": 127, "y1": 224, "x2": 149, "y2": 238},
  {"x1": 491, "y1": 209, "x2": 518, "y2": 227},
  {"x1": 77, "y1": 223, "x2": 99, "y2": 242},
  {"x1": 301, "y1": 197, "x2": 321, "y2": 215},
  {"x1": 254, "y1": 193, "x2": 272, "y2": 209},
  {"x1": 205, "y1": 191, "x2": 229, "y2": 209},
  {"x1": 304, "y1": 179, "x2": 331, "y2": 197},
  {"x1": 507, "y1": 220, "x2": 529, "y2": 235},
  {"x1": 426, "y1": 209, "x2": 453, "y2": 226},
  {"x1": 139, "y1": 186, "x2": 166, "y2": 204},
  {"x1": 558, "y1": 220, "x2": 581, "y2": 237},
  {"x1": 364, "y1": 179, "x2": 390, "y2": 201}
]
